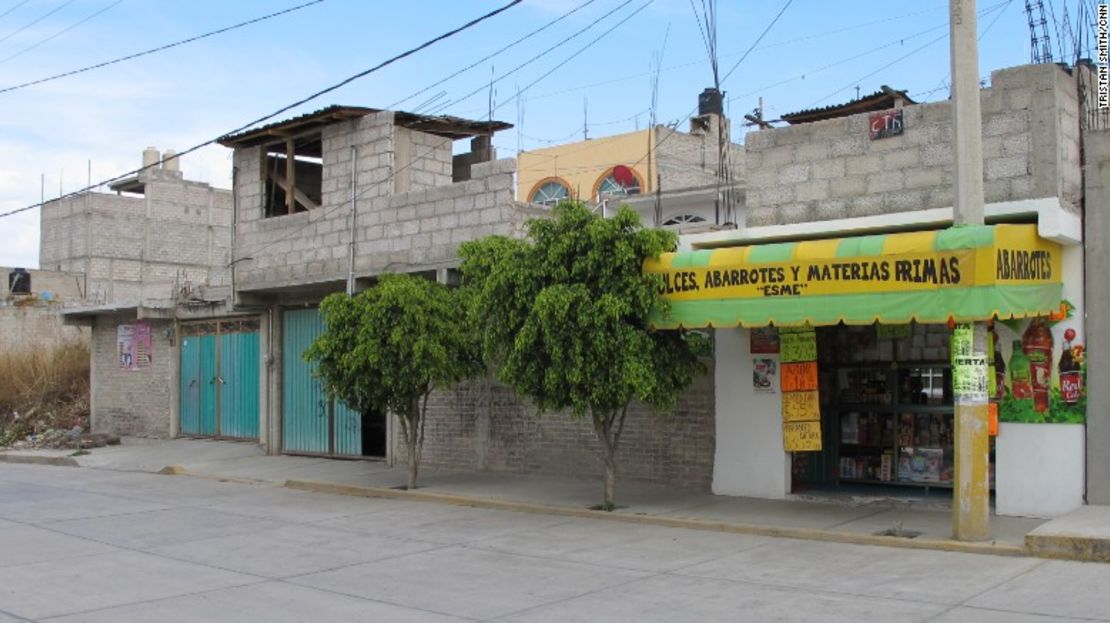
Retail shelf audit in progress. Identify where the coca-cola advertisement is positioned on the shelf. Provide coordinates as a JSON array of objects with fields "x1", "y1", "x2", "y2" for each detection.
[{"x1": 995, "y1": 305, "x2": 1086, "y2": 424}]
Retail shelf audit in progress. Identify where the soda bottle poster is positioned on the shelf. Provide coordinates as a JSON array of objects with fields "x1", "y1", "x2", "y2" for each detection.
[{"x1": 994, "y1": 311, "x2": 1085, "y2": 424}]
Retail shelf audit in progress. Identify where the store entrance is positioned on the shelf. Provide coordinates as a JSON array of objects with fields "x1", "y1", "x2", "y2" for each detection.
[{"x1": 791, "y1": 322, "x2": 994, "y2": 496}]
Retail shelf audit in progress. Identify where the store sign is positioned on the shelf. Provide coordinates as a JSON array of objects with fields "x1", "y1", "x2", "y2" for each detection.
[
  {"x1": 869, "y1": 109, "x2": 904, "y2": 140},
  {"x1": 780, "y1": 326, "x2": 822, "y2": 452},
  {"x1": 646, "y1": 225, "x2": 1060, "y2": 303},
  {"x1": 117, "y1": 322, "x2": 152, "y2": 371}
]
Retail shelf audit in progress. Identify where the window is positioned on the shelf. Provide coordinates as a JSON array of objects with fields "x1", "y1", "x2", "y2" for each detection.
[
  {"x1": 595, "y1": 167, "x2": 642, "y2": 199},
  {"x1": 529, "y1": 180, "x2": 570, "y2": 206},
  {"x1": 262, "y1": 135, "x2": 323, "y2": 218}
]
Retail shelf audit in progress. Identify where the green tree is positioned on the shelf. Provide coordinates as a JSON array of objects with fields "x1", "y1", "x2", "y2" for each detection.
[
  {"x1": 305, "y1": 274, "x2": 480, "y2": 490},
  {"x1": 460, "y1": 201, "x2": 703, "y2": 509}
]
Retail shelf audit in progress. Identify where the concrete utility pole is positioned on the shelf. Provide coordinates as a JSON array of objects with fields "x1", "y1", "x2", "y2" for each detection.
[{"x1": 949, "y1": 0, "x2": 990, "y2": 541}]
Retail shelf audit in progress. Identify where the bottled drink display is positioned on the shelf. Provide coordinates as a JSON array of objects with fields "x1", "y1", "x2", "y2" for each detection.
[
  {"x1": 1009, "y1": 339, "x2": 1032, "y2": 402},
  {"x1": 1060, "y1": 327, "x2": 1082, "y2": 404},
  {"x1": 1022, "y1": 319, "x2": 1053, "y2": 413}
]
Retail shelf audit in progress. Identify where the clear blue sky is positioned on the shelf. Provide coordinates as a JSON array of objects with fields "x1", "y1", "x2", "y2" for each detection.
[{"x1": 0, "y1": 0, "x2": 1082, "y2": 267}]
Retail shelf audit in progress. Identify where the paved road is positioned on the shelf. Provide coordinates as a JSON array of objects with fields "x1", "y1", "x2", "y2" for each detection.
[{"x1": 0, "y1": 464, "x2": 1106, "y2": 622}]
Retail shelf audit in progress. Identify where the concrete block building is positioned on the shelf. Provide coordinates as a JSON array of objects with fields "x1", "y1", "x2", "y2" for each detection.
[
  {"x1": 658, "y1": 62, "x2": 1097, "y2": 518},
  {"x1": 0, "y1": 266, "x2": 87, "y2": 353},
  {"x1": 54, "y1": 150, "x2": 237, "y2": 438}
]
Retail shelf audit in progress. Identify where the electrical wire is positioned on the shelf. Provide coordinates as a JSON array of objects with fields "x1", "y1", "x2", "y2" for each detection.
[
  {"x1": 0, "y1": 0, "x2": 31, "y2": 21},
  {"x1": 424, "y1": 0, "x2": 640, "y2": 116},
  {"x1": 0, "y1": 0, "x2": 75, "y2": 46},
  {"x1": 0, "y1": 0, "x2": 523, "y2": 220},
  {"x1": 385, "y1": 0, "x2": 598, "y2": 111},
  {"x1": 0, "y1": 0, "x2": 325, "y2": 95},
  {"x1": 0, "y1": 0, "x2": 122, "y2": 66}
]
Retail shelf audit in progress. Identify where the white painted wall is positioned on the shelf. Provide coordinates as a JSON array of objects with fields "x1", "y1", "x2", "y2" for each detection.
[
  {"x1": 996, "y1": 423, "x2": 1085, "y2": 517},
  {"x1": 713, "y1": 327, "x2": 791, "y2": 498},
  {"x1": 995, "y1": 243, "x2": 1087, "y2": 518}
]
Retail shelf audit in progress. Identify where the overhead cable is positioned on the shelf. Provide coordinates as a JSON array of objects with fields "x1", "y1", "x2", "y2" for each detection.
[{"x1": 0, "y1": 0, "x2": 522, "y2": 220}]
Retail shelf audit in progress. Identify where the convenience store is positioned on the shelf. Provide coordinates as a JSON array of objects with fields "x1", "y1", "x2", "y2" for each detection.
[{"x1": 647, "y1": 220, "x2": 1087, "y2": 518}]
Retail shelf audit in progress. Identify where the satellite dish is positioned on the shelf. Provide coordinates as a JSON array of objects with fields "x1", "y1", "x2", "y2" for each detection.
[{"x1": 611, "y1": 165, "x2": 636, "y2": 189}]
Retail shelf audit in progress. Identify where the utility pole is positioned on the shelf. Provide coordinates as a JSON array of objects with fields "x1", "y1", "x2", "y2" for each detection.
[{"x1": 949, "y1": 0, "x2": 990, "y2": 542}]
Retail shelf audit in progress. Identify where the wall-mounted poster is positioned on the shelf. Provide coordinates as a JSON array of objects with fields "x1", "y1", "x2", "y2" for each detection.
[
  {"x1": 995, "y1": 311, "x2": 1085, "y2": 424},
  {"x1": 750, "y1": 327, "x2": 780, "y2": 354},
  {"x1": 753, "y1": 358, "x2": 777, "y2": 392},
  {"x1": 118, "y1": 322, "x2": 152, "y2": 371}
]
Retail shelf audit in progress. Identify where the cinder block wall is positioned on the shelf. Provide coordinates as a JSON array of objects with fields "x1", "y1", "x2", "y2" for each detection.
[
  {"x1": 0, "y1": 308, "x2": 86, "y2": 354},
  {"x1": 39, "y1": 171, "x2": 232, "y2": 304},
  {"x1": 233, "y1": 124, "x2": 529, "y2": 291},
  {"x1": 89, "y1": 313, "x2": 173, "y2": 437},
  {"x1": 403, "y1": 364, "x2": 716, "y2": 490},
  {"x1": 744, "y1": 63, "x2": 1083, "y2": 226},
  {"x1": 656, "y1": 122, "x2": 745, "y2": 191}
]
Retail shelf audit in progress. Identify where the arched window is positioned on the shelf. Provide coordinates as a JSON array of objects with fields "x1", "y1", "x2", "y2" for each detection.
[
  {"x1": 662, "y1": 214, "x2": 707, "y2": 226},
  {"x1": 528, "y1": 179, "x2": 570, "y2": 206},
  {"x1": 595, "y1": 166, "x2": 642, "y2": 199}
]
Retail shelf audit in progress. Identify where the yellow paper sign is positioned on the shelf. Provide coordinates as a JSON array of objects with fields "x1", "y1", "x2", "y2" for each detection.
[
  {"x1": 780, "y1": 330, "x2": 817, "y2": 363},
  {"x1": 784, "y1": 421, "x2": 823, "y2": 452},
  {"x1": 782, "y1": 390, "x2": 820, "y2": 422},
  {"x1": 781, "y1": 361, "x2": 818, "y2": 392}
]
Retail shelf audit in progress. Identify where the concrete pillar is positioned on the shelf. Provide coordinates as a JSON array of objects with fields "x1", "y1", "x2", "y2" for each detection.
[
  {"x1": 265, "y1": 305, "x2": 283, "y2": 455},
  {"x1": 1085, "y1": 130, "x2": 1110, "y2": 503},
  {"x1": 949, "y1": 0, "x2": 990, "y2": 541}
]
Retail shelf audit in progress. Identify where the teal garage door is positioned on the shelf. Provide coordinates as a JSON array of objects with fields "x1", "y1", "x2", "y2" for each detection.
[
  {"x1": 179, "y1": 319, "x2": 260, "y2": 439},
  {"x1": 282, "y1": 307, "x2": 365, "y2": 457}
]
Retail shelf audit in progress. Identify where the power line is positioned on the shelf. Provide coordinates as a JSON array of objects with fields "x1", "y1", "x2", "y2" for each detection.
[
  {"x1": 0, "y1": 0, "x2": 122, "y2": 66},
  {"x1": 0, "y1": 0, "x2": 75, "y2": 46},
  {"x1": 0, "y1": 0, "x2": 325, "y2": 95},
  {"x1": 810, "y1": 0, "x2": 1009, "y2": 106},
  {"x1": 386, "y1": 0, "x2": 598, "y2": 110},
  {"x1": 718, "y1": 0, "x2": 792, "y2": 85},
  {"x1": 0, "y1": 0, "x2": 523, "y2": 220},
  {"x1": 426, "y1": 0, "x2": 640, "y2": 116},
  {"x1": 0, "y1": 1, "x2": 31, "y2": 21}
]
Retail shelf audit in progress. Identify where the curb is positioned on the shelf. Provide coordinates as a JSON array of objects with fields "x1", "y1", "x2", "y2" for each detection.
[
  {"x1": 284, "y1": 479, "x2": 1028, "y2": 559},
  {"x1": 1026, "y1": 533, "x2": 1110, "y2": 563},
  {"x1": 0, "y1": 453, "x2": 79, "y2": 467}
]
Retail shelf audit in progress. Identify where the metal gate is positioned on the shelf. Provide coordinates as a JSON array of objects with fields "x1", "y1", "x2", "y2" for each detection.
[
  {"x1": 282, "y1": 308, "x2": 364, "y2": 456},
  {"x1": 179, "y1": 319, "x2": 260, "y2": 439}
]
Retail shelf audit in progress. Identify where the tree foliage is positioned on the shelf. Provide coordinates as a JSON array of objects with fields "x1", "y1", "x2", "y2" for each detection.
[
  {"x1": 460, "y1": 201, "x2": 703, "y2": 507},
  {"x1": 305, "y1": 273, "x2": 480, "y2": 489}
]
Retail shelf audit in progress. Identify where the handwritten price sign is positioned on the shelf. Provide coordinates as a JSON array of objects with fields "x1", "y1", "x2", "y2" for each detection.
[
  {"x1": 782, "y1": 390, "x2": 820, "y2": 422},
  {"x1": 780, "y1": 330, "x2": 817, "y2": 363},
  {"x1": 783, "y1": 421, "x2": 823, "y2": 452},
  {"x1": 781, "y1": 361, "x2": 818, "y2": 392}
]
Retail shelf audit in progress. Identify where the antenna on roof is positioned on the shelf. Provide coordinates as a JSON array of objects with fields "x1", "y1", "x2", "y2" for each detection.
[
  {"x1": 583, "y1": 97, "x2": 588, "y2": 141},
  {"x1": 649, "y1": 23, "x2": 669, "y2": 228}
]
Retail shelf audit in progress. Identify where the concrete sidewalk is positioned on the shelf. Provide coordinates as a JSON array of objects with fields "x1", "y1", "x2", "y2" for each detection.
[{"x1": 3, "y1": 437, "x2": 1106, "y2": 560}]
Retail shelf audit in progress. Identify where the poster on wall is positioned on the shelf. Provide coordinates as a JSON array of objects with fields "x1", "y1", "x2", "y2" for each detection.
[
  {"x1": 117, "y1": 322, "x2": 152, "y2": 371},
  {"x1": 750, "y1": 327, "x2": 780, "y2": 354},
  {"x1": 753, "y1": 358, "x2": 777, "y2": 392},
  {"x1": 994, "y1": 309, "x2": 1085, "y2": 424}
]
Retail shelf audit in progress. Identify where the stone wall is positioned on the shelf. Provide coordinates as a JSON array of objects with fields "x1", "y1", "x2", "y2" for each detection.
[
  {"x1": 405, "y1": 365, "x2": 716, "y2": 490},
  {"x1": 89, "y1": 313, "x2": 173, "y2": 437},
  {"x1": 39, "y1": 170, "x2": 232, "y2": 305},
  {"x1": 743, "y1": 63, "x2": 1083, "y2": 226}
]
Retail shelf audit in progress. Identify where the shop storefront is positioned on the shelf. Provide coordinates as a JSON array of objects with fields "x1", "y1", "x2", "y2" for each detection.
[{"x1": 646, "y1": 223, "x2": 1086, "y2": 517}]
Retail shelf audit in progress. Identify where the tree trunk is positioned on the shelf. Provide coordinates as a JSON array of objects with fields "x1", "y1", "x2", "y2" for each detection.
[
  {"x1": 603, "y1": 451, "x2": 617, "y2": 509},
  {"x1": 406, "y1": 435, "x2": 419, "y2": 490}
]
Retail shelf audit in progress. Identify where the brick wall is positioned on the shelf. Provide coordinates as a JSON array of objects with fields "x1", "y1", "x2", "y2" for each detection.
[
  {"x1": 404, "y1": 363, "x2": 716, "y2": 490},
  {"x1": 89, "y1": 313, "x2": 173, "y2": 437},
  {"x1": 743, "y1": 63, "x2": 1083, "y2": 226}
]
